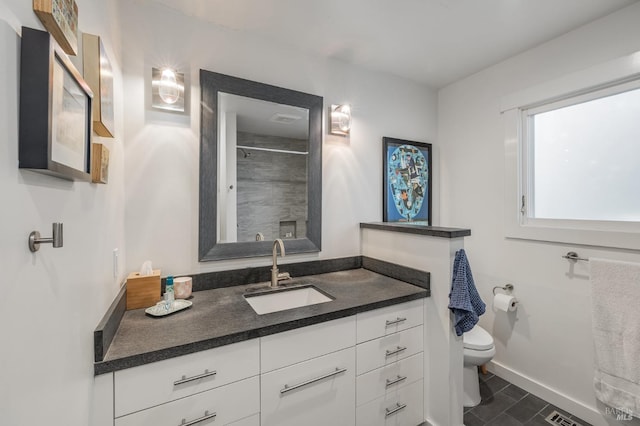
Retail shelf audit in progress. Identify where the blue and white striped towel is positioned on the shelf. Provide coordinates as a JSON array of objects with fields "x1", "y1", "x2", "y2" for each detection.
[{"x1": 448, "y1": 249, "x2": 486, "y2": 336}]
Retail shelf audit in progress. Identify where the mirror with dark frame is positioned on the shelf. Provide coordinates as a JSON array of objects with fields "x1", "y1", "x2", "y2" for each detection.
[{"x1": 199, "y1": 70, "x2": 323, "y2": 261}]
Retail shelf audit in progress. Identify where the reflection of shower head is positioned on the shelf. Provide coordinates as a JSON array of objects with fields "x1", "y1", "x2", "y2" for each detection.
[{"x1": 237, "y1": 148, "x2": 250, "y2": 158}]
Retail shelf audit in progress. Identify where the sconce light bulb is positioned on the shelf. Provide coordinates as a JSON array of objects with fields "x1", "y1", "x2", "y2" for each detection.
[
  {"x1": 330, "y1": 104, "x2": 352, "y2": 136},
  {"x1": 337, "y1": 104, "x2": 351, "y2": 132},
  {"x1": 159, "y1": 68, "x2": 180, "y2": 104},
  {"x1": 338, "y1": 104, "x2": 350, "y2": 115}
]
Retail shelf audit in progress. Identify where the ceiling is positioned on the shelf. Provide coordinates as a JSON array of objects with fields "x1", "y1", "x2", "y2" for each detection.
[{"x1": 149, "y1": 0, "x2": 638, "y2": 88}]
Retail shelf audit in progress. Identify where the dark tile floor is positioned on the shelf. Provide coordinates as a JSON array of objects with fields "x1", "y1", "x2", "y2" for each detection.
[{"x1": 463, "y1": 372, "x2": 593, "y2": 426}]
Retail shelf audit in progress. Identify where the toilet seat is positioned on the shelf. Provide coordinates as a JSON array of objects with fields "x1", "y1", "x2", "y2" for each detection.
[{"x1": 463, "y1": 325, "x2": 493, "y2": 351}]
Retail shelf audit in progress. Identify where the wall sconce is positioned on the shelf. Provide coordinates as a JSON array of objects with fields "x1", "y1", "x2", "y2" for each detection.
[
  {"x1": 330, "y1": 104, "x2": 351, "y2": 136},
  {"x1": 152, "y1": 67, "x2": 185, "y2": 112}
]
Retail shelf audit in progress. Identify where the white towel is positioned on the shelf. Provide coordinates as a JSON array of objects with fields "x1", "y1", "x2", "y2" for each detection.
[{"x1": 590, "y1": 258, "x2": 640, "y2": 416}]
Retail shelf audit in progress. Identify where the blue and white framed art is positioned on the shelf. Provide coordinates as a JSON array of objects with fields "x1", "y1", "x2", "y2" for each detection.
[{"x1": 382, "y1": 137, "x2": 432, "y2": 224}]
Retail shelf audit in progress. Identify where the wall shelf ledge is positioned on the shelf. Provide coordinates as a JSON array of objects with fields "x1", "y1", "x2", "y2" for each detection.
[{"x1": 360, "y1": 222, "x2": 471, "y2": 238}]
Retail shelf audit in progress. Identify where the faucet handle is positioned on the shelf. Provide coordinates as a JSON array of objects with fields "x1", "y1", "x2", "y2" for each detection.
[{"x1": 277, "y1": 272, "x2": 292, "y2": 282}]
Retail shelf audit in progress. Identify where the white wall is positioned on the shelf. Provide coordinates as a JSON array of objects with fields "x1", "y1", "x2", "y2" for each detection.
[
  {"x1": 0, "y1": 1, "x2": 125, "y2": 425},
  {"x1": 119, "y1": 0, "x2": 438, "y2": 276},
  {"x1": 438, "y1": 3, "x2": 640, "y2": 425},
  {"x1": 362, "y1": 229, "x2": 465, "y2": 426}
]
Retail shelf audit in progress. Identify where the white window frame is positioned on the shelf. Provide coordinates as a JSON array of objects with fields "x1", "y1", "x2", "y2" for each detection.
[{"x1": 503, "y1": 50, "x2": 640, "y2": 250}]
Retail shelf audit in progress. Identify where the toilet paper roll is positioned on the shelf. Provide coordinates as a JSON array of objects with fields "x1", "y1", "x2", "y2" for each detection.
[{"x1": 494, "y1": 293, "x2": 518, "y2": 312}]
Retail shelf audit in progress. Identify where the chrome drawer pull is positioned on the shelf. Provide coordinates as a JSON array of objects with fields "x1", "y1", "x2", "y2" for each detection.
[
  {"x1": 385, "y1": 402, "x2": 407, "y2": 417},
  {"x1": 179, "y1": 410, "x2": 216, "y2": 426},
  {"x1": 174, "y1": 369, "x2": 217, "y2": 386},
  {"x1": 280, "y1": 367, "x2": 347, "y2": 394},
  {"x1": 385, "y1": 346, "x2": 407, "y2": 357},
  {"x1": 385, "y1": 317, "x2": 407, "y2": 327},
  {"x1": 385, "y1": 375, "x2": 408, "y2": 387}
]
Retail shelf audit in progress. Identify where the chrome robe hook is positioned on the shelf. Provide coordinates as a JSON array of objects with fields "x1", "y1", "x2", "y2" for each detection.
[{"x1": 28, "y1": 223, "x2": 63, "y2": 252}]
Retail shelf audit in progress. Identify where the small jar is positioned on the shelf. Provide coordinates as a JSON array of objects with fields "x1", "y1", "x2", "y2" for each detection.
[{"x1": 174, "y1": 276, "x2": 192, "y2": 299}]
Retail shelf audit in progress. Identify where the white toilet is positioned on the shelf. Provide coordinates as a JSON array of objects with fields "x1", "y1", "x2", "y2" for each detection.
[{"x1": 463, "y1": 325, "x2": 496, "y2": 407}]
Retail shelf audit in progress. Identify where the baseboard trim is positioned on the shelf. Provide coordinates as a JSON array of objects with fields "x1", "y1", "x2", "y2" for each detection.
[{"x1": 487, "y1": 361, "x2": 606, "y2": 426}]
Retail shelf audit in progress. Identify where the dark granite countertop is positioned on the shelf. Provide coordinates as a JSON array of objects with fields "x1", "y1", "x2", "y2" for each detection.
[
  {"x1": 95, "y1": 266, "x2": 428, "y2": 375},
  {"x1": 360, "y1": 222, "x2": 471, "y2": 238}
]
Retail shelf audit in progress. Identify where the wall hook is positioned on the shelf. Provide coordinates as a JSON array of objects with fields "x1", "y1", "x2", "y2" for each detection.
[{"x1": 28, "y1": 223, "x2": 63, "y2": 252}]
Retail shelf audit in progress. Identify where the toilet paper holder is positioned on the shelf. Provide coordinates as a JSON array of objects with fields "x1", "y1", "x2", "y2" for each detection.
[{"x1": 492, "y1": 283, "x2": 514, "y2": 295}]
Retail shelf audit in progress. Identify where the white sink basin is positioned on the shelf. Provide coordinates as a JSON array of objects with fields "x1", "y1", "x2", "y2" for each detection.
[{"x1": 244, "y1": 285, "x2": 334, "y2": 315}]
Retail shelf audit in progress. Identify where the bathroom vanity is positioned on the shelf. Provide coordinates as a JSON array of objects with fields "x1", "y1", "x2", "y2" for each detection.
[{"x1": 94, "y1": 256, "x2": 429, "y2": 426}]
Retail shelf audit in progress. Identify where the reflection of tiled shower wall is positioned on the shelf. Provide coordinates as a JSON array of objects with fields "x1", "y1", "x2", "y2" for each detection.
[{"x1": 237, "y1": 132, "x2": 308, "y2": 242}]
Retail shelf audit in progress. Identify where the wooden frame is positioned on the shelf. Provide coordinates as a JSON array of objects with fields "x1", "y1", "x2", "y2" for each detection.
[
  {"x1": 33, "y1": 0, "x2": 78, "y2": 56},
  {"x1": 19, "y1": 27, "x2": 93, "y2": 181},
  {"x1": 382, "y1": 137, "x2": 432, "y2": 224},
  {"x1": 91, "y1": 143, "x2": 109, "y2": 184},
  {"x1": 199, "y1": 70, "x2": 323, "y2": 261},
  {"x1": 83, "y1": 33, "x2": 115, "y2": 137}
]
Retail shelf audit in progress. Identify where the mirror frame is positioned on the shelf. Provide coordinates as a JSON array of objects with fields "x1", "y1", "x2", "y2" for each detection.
[{"x1": 199, "y1": 70, "x2": 323, "y2": 261}]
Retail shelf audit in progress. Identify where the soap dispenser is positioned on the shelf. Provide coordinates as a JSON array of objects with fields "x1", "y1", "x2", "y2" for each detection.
[{"x1": 165, "y1": 276, "x2": 175, "y2": 307}]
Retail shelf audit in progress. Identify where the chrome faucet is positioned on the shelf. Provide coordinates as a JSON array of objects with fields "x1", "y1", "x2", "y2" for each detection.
[{"x1": 271, "y1": 239, "x2": 291, "y2": 288}]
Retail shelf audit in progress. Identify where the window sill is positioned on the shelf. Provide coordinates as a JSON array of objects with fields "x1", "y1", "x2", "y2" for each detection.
[{"x1": 505, "y1": 219, "x2": 640, "y2": 251}]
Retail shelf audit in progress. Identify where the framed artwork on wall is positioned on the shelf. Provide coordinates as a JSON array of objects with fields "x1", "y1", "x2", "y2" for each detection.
[
  {"x1": 91, "y1": 143, "x2": 109, "y2": 184},
  {"x1": 83, "y1": 33, "x2": 115, "y2": 137},
  {"x1": 382, "y1": 137, "x2": 432, "y2": 224},
  {"x1": 33, "y1": 0, "x2": 78, "y2": 55},
  {"x1": 19, "y1": 27, "x2": 93, "y2": 181}
]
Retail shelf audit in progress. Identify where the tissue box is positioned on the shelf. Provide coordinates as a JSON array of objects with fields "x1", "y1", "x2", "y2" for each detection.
[{"x1": 126, "y1": 269, "x2": 161, "y2": 310}]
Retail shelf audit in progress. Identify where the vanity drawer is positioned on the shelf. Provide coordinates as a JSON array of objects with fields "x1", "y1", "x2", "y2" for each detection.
[
  {"x1": 356, "y1": 325, "x2": 423, "y2": 375},
  {"x1": 261, "y1": 347, "x2": 356, "y2": 426},
  {"x1": 227, "y1": 414, "x2": 260, "y2": 426},
  {"x1": 114, "y1": 339, "x2": 259, "y2": 417},
  {"x1": 356, "y1": 379, "x2": 423, "y2": 426},
  {"x1": 261, "y1": 315, "x2": 356, "y2": 373},
  {"x1": 357, "y1": 299, "x2": 423, "y2": 344},
  {"x1": 356, "y1": 352, "x2": 423, "y2": 407},
  {"x1": 115, "y1": 376, "x2": 259, "y2": 426}
]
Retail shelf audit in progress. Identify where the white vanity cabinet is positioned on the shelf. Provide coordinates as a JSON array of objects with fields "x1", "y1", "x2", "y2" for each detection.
[
  {"x1": 356, "y1": 353, "x2": 423, "y2": 407},
  {"x1": 260, "y1": 316, "x2": 357, "y2": 426},
  {"x1": 114, "y1": 339, "x2": 260, "y2": 425},
  {"x1": 355, "y1": 299, "x2": 425, "y2": 426},
  {"x1": 261, "y1": 316, "x2": 356, "y2": 373},
  {"x1": 115, "y1": 376, "x2": 260, "y2": 426},
  {"x1": 356, "y1": 379, "x2": 424, "y2": 426},
  {"x1": 104, "y1": 298, "x2": 426, "y2": 426},
  {"x1": 356, "y1": 299, "x2": 424, "y2": 344}
]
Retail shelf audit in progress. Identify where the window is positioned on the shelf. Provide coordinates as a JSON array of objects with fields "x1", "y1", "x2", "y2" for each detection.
[
  {"x1": 503, "y1": 51, "x2": 640, "y2": 249},
  {"x1": 523, "y1": 82, "x2": 640, "y2": 222}
]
